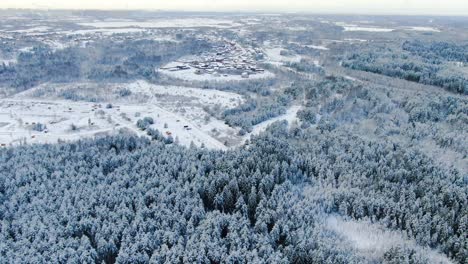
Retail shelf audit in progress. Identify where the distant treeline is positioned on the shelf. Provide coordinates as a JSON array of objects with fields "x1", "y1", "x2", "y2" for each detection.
[{"x1": 343, "y1": 40, "x2": 468, "y2": 94}]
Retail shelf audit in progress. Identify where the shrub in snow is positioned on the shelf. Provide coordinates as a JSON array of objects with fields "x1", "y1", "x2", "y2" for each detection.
[
  {"x1": 118, "y1": 88, "x2": 132, "y2": 97},
  {"x1": 32, "y1": 123, "x2": 47, "y2": 132},
  {"x1": 136, "y1": 117, "x2": 154, "y2": 130}
]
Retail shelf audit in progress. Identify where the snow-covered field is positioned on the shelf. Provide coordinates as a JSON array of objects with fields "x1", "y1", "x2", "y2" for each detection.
[
  {"x1": 344, "y1": 38, "x2": 368, "y2": 42},
  {"x1": 264, "y1": 47, "x2": 302, "y2": 65},
  {"x1": 78, "y1": 18, "x2": 241, "y2": 29},
  {"x1": 336, "y1": 22, "x2": 394, "y2": 32},
  {"x1": 0, "y1": 99, "x2": 141, "y2": 147},
  {"x1": 128, "y1": 81, "x2": 244, "y2": 108},
  {"x1": 336, "y1": 22, "x2": 440, "y2": 33},
  {"x1": 0, "y1": 59, "x2": 16, "y2": 66},
  {"x1": 405, "y1": 26, "x2": 441, "y2": 32},
  {"x1": 304, "y1": 45, "x2": 329, "y2": 50},
  {"x1": 2, "y1": 81, "x2": 246, "y2": 150},
  {"x1": 6, "y1": 26, "x2": 51, "y2": 34},
  {"x1": 343, "y1": 26, "x2": 394, "y2": 32},
  {"x1": 64, "y1": 28, "x2": 147, "y2": 36}
]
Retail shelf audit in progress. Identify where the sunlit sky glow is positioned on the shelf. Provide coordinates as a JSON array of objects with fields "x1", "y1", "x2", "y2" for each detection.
[{"x1": 0, "y1": 0, "x2": 467, "y2": 15}]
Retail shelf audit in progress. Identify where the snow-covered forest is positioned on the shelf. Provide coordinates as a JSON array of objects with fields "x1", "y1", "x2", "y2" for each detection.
[{"x1": 0, "y1": 10, "x2": 467, "y2": 264}]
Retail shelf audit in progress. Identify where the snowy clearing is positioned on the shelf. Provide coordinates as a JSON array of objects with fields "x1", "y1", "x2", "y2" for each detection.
[
  {"x1": 344, "y1": 76, "x2": 358, "y2": 81},
  {"x1": 264, "y1": 47, "x2": 302, "y2": 65},
  {"x1": 0, "y1": 99, "x2": 145, "y2": 147},
  {"x1": 344, "y1": 26, "x2": 394, "y2": 32},
  {"x1": 127, "y1": 80, "x2": 244, "y2": 108},
  {"x1": 326, "y1": 216, "x2": 453, "y2": 264},
  {"x1": 0, "y1": 59, "x2": 16, "y2": 66},
  {"x1": 344, "y1": 38, "x2": 368, "y2": 42},
  {"x1": 304, "y1": 45, "x2": 329, "y2": 50},
  {"x1": 0, "y1": 98, "x2": 232, "y2": 150},
  {"x1": 7, "y1": 26, "x2": 51, "y2": 34},
  {"x1": 405, "y1": 26, "x2": 441, "y2": 32},
  {"x1": 64, "y1": 28, "x2": 147, "y2": 35},
  {"x1": 336, "y1": 22, "x2": 394, "y2": 32},
  {"x1": 5, "y1": 81, "x2": 247, "y2": 150}
]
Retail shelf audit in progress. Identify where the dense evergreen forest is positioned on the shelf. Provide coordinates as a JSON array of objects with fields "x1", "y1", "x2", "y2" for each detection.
[
  {"x1": 0, "y1": 38, "x2": 210, "y2": 91},
  {"x1": 1, "y1": 11, "x2": 467, "y2": 264},
  {"x1": 342, "y1": 40, "x2": 468, "y2": 94},
  {"x1": 1, "y1": 123, "x2": 466, "y2": 263}
]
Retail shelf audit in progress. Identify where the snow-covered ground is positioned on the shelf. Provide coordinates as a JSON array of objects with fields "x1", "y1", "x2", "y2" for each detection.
[
  {"x1": 3, "y1": 81, "x2": 246, "y2": 150},
  {"x1": 6, "y1": 26, "x2": 51, "y2": 34},
  {"x1": 336, "y1": 22, "x2": 394, "y2": 32},
  {"x1": 0, "y1": 99, "x2": 142, "y2": 147},
  {"x1": 326, "y1": 215, "x2": 453, "y2": 264},
  {"x1": 405, "y1": 26, "x2": 441, "y2": 32},
  {"x1": 78, "y1": 18, "x2": 241, "y2": 29},
  {"x1": 42, "y1": 40, "x2": 68, "y2": 51},
  {"x1": 64, "y1": 28, "x2": 147, "y2": 36},
  {"x1": 16, "y1": 80, "x2": 244, "y2": 109},
  {"x1": 128, "y1": 80, "x2": 244, "y2": 108},
  {"x1": 127, "y1": 81, "x2": 243, "y2": 149},
  {"x1": 264, "y1": 47, "x2": 302, "y2": 65},
  {"x1": 0, "y1": 59, "x2": 16, "y2": 66},
  {"x1": 304, "y1": 45, "x2": 329, "y2": 50},
  {"x1": 0, "y1": 98, "x2": 233, "y2": 150},
  {"x1": 344, "y1": 26, "x2": 394, "y2": 32},
  {"x1": 344, "y1": 38, "x2": 368, "y2": 42},
  {"x1": 1, "y1": 81, "x2": 306, "y2": 150},
  {"x1": 344, "y1": 76, "x2": 358, "y2": 81},
  {"x1": 18, "y1": 47, "x2": 33, "y2": 53}
]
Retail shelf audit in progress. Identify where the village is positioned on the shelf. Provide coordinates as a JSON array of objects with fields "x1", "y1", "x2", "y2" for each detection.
[{"x1": 160, "y1": 39, "x2": 266, "y2": 79}]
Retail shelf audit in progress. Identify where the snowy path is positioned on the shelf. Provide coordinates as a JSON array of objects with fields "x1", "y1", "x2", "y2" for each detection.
[{"x1": 241, "y1": 105, "x2": 301, "y2": 144}]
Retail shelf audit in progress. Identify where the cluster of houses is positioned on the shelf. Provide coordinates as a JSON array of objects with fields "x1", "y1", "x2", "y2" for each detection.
[{"x1": 162, "y1": 40, "x2": 265, "y2": 78}]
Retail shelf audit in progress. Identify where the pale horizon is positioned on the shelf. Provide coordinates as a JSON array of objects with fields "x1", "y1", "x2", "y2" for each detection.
[{"x1": 0, "y1": 0, "x2": 467, "y2": 16}]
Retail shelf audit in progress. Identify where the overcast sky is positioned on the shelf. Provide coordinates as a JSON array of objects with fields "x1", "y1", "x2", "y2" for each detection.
[{"x1": 0, "y1": 0, "x2": 467, "y2": 15}]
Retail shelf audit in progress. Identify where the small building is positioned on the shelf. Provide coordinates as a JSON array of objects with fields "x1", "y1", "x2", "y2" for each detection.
[{"x1": 241, "y1": 72, "x2": 250, "y2": 78}]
